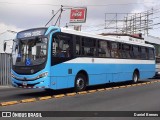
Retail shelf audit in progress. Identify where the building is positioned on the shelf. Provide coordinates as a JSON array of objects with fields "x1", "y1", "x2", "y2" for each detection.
[
  {"x1": 0, "y1": 30, "x2": 16, "y2": 86},
  {"x1": 144, "y1": 35, "x2": 160, "y2": 76},
  {"x1": 143, "y1": 35, "x2": 160, "y2": 57},
  {"x1": 0, "y1": 30, "x2": 16, "y2": 53}
]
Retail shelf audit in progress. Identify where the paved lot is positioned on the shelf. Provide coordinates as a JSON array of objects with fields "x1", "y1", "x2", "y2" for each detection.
[{"x1": 0, "y1": 79, "x2": 160, "y2": 120}]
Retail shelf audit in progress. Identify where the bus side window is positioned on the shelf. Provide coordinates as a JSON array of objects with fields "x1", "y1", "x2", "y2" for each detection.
[
  {"x1": 141, "y1": 47, "x2": 147, "y2": 60},
  {"x1": 149, "y1": 48, "x2": 155, "y2": 60},
  {"x1": 111, "y1": 42, "x2": 120, "y2": 58},
  {"x1": 76, "y1": 36, "x2": 80, "y2": 55},
  {"x1": 133, "y1": 46, "x2": 140, "y2": 59},
  {"x1": 98, "y1": 40, "x2": 110, "y2": 58},
  {"x1": 123, "y1": 44, "x2": 131, "y2": 59},
  {"x1": 118, "y1": 43, "x2": 122, "y2": 58},
  {"x1": 52, "y1": 33, "x2": 72, "y2": 58},
  {"x1": 130, "y1": 46, "x2": 134, "y2": 59},
  {"x1": 81, "y1": 37, "x2": 96, "y2": 57},
  {"x1": 121, "y1": 44, "x2": 126, "y2": 59},
  {"x1": 145, "y1": 48, "x2": 149, "y2": 60},
  {"x1": 52, "y1": 40, "x2": 57, "y2": 56}
]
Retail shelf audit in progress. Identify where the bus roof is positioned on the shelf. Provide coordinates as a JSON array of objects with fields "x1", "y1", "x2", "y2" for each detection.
[
  {"x1": 60, "y1": 27, "x2": 154, "y2": 48},
  {"x1": 16, "y1": 26, "x2": 154, "y2": 48}
]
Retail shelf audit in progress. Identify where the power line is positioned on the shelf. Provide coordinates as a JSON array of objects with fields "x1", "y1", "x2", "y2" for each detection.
[
  {"x1": 0, "y1": 2, "x2": 157, "y2": 7},
  {"x1": 45, "y1": 7, "x2": 62, "y2": 26}
]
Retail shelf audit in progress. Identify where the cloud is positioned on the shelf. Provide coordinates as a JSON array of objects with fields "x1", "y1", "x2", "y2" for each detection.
[
  {"x1": 142, "y1": 0, "x2": 159, "y2": 7},
  {"x1": 0, "y1": 0, "x2": 159, "y2": 35},
  {"x1": 0, "y1": 0, "x2": 140, "y2": 27}
]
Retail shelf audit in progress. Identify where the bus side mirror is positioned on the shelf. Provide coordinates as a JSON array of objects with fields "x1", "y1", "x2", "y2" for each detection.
[{"x1": 3, "y1": 42, "x2": 6, "y2": 52}]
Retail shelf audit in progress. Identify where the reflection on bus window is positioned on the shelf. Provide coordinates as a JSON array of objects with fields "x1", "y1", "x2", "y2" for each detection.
[
  {"x1": 13, "y1": 38, "x2": 48, "y2": 66},
  {"x1": 133, "y1": 46, "x2": 140, "y2": 59},
  {"x1": 52, "y1": 33, "x2": 71, "y2": 58},
  {"x1": 81, "y1": 37, "x2": 96, "y2": 56},
  {"x1": 111, "y1": 42, "x2": 120, "y2": 58},
  {"x1": 98, "y1": 41, "x2": 110, "y2": 57},
  {"x1": 149, "y1": 48, "x2": 154, "y2": 60}
]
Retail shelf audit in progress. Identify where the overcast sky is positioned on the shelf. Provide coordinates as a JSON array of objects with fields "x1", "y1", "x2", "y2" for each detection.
[{"x1": 0, "y1": 0, "x2": 160, "y2": 36}]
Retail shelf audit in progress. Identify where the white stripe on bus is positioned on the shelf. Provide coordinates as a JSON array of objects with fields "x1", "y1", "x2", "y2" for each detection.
[{"x1": 64, "y1": 58, "x2": 155, "y2": 64}]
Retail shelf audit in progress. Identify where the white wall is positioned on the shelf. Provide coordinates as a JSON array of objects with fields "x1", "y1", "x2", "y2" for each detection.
[{"x1": 0, "y1": 32, "x2": 16, "y2": 53}]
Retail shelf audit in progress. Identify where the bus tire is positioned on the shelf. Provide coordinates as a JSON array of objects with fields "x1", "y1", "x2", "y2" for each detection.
[
  {"x1": 132, "y1": 71, "x2": 139, "y2": 83},
  {"x1": 75, "y1": 74, "x2": 87, "y2": 92}
]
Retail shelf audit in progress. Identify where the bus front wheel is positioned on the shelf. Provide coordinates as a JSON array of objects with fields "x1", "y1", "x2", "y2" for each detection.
[
  {"x1": 75, "y1": 74, "x2": 87, "y2": 92},
  {"x1": 132, "y1": 71, "x2": 139, "y2": 83}
]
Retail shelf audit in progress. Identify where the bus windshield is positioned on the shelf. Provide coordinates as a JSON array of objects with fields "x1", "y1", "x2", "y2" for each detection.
[{"x1": 12, "y1": 37, "x2": 48, "y2": 66}]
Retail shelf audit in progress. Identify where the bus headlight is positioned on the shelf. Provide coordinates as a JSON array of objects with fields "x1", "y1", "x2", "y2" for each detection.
[{"x1": 37, "y1": 72, "x2": 48, "y2": 79}]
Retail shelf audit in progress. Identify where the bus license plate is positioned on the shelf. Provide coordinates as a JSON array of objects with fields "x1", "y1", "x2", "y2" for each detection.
[{"x1": 22, "y1": 82, "x2": 27, "y2": 86}]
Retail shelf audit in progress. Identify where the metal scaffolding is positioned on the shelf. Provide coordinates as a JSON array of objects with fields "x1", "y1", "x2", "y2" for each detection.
[{"x1": 104, "y1": 8, "x2": 154, "y2": 35}]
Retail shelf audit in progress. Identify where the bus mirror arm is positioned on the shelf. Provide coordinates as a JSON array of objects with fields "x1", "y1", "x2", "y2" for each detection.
[{"x1": 3, "y1": 42, "x2": 6, "y2": 52}]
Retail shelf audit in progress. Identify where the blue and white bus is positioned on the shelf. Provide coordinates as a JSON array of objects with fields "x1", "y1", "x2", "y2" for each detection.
[{"x1": 7, "y1": 26, "x2": 155, "y2": 91}]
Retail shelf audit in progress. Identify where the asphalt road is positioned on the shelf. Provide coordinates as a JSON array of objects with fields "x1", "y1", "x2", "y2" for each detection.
[{"x1": 0, "y1": 79, "x2": 160, "y2": 120}]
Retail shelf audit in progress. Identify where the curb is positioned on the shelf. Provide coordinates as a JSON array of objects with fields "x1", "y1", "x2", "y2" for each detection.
[
  {"x1": 78, "y1": 91, "x2": 87, "y2": 94},
  {"x1": 39, "y1": 96, "x2": 52, "y2": 101},
  {"x1": 66, "y1": 93, "x2": 76, "y2": 96},
  {"x1": 53, "y1": 94, "x2": 65, "y2": 98},
  {"x1": 0, "y1": 101, "x2": 19, "y2": 106},
  {"x1": 88, "y1": 90, "x2": 97, "y2": 93},
  {"x1": 21, "y1": 98, "x2": 37, "y2": 103}
]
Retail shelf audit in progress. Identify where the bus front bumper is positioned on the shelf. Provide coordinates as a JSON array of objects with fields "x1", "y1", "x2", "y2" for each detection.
[{"x1": 11, "y1": 77, "x2": 50, "y2": 89}]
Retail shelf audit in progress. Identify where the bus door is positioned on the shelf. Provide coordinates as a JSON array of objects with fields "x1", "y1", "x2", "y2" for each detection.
[{"x1": 51, "y1": 33, "x2": 73, "y2": 89}]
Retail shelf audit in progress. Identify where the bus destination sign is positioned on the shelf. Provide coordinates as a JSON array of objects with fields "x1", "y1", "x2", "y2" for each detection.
[{"x1": 17, "y1": 28, "x2": 47, "y2": 39}]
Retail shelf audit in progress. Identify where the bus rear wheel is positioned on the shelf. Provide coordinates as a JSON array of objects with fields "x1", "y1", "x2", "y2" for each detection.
[
  {"x1": 75, "y1": 74, "x2": 87, "y2": 92},
  {"x1": 132, "y1": 71, "x2": 139, "y2": 83}
]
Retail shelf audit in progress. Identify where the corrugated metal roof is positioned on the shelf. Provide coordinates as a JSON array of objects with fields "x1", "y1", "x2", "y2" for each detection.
[{"x1": 143, "y1": 35, "x2": 160, "y2": 45}]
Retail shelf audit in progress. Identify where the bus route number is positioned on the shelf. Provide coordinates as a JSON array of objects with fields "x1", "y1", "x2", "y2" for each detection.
[{"x1": 24, "y1": 31, "x2": 41, "y2": 38}]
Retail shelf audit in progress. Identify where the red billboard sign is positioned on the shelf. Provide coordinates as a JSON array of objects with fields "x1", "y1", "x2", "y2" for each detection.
[{"x1": 70, "y1": 8, "x2": 87, "y2": 23}]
